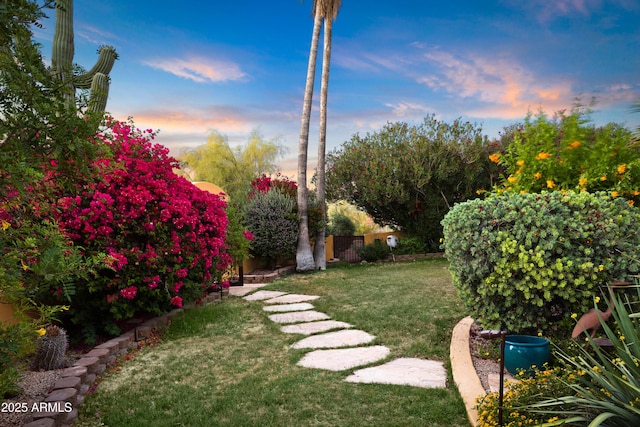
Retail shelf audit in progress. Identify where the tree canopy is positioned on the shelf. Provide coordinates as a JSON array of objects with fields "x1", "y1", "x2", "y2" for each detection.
[
  {"x1": 326, "y1": 115, "x2": 502, "y2": 250},
  {"x1": 178, "y1": 129, "x2": 285, "y2": 204}
]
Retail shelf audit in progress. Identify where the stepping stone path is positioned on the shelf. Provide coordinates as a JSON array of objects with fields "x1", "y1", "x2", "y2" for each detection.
[{"x1": 242, "y1": 288, "x2": 448, "y2": 389}]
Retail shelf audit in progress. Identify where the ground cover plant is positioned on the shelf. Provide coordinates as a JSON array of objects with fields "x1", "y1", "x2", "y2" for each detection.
[{"x1": 74, "y1": 258, "x2": 471, "y2": 427}]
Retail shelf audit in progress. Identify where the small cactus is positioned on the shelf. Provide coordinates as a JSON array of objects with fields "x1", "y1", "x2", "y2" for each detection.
[{"x1": 33, "y1": 325, "x2": 68, "y2": 371}]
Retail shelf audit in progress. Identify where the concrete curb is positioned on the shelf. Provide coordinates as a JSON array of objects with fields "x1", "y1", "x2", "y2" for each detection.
[{"x1": 450, "y1": 316, "x2": 485, "y2": 427}]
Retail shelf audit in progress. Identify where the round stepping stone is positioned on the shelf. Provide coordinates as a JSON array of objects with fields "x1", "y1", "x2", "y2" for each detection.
[
  {"x1": 244, "y1": 290, "x2": 287, "y2": 301},
  {"x1": 297, "y1": 346, "x2": 390, "y2": 371},
  {"x1": 291, "y1": 329, "x2": 375, "y2": 349},
  {"x1": 268, "y1": 310, "x2": 330, "y2": 324},
  {"x1": 264, "y1": 294, "x2": 320, "y2": 304},
  {"x1": 263, "y1": 303, "x2": 315, "y2": 312},
  {"x1": 281, "y1": 320, "x2": 352, "y2": 335},
  {"x1": 345, "y1": 358, "x2": 447, "y2": 389}
]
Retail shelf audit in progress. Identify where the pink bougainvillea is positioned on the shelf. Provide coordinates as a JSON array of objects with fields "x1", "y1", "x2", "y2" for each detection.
[{"x1": 51, "y1": 118, "x2": 231, "y2": 331}]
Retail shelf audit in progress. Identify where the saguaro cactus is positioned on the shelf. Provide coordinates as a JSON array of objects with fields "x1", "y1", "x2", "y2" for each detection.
[
  {"x1": 51, "y1": 0, "x2": 117, "y2": 114},
  {"x1": 33, "y1": 325, "x2": 69, "y2": 371}
]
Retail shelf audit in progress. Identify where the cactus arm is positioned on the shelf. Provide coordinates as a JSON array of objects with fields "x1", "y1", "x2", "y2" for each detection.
[
  {"x1": 75, "y1": 45, "x2": 118, "y2": 89},
  {"x1": 87, "y1": 72, "x2": 109, "y2": 114}
]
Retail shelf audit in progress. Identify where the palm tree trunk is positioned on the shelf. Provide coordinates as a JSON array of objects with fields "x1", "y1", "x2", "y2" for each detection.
[
  {"x1": 296, "y1": 7, "x2": 322, "y2": 272},
  {"x1": 313, "y1": 15, "x2": 333, "y2": 270}
]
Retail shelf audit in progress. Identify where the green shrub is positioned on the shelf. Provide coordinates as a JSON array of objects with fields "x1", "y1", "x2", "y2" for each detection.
[
  {"x1": 244, "y1": 189, "x2": 298, "y2": 268},
  {"x1": 395, "y1": 236, "x2": 427, "y2": 255},
  {"x1": 357, "y1": 240, "x2": 390, "y2": 262},
  {"x1": 476, "y1": 365, "x2": 575, "y2": 426},
  {"x1": 327, "y1": 212, "x2": 356, "y2": 236},
  {"x1": 0, "y1": 323, "x2": 33, "y2": 398},
  {"x1": 441, "y1": 191, "x2": 640, "y2": 335}
]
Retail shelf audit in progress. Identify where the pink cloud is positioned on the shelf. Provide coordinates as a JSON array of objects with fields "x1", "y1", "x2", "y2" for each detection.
[
  {"x1": 418, "y1": 49, "x2": 574, "y2": 118},
  {"x1": 143, "y1": 55, "x2": 247, "y2": 83}
]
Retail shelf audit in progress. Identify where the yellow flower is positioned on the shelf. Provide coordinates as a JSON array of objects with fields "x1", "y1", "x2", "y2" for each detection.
[
  {"x1": 571, "y1": 313, "x2": 578, "y2": 319},
  {"x1": 618, "y1": 164, "x2": 627, "y2": 174},
  {"x1": 1, "y1": 220, "x2": 10, "y2": 231},
  {"x1": 629, "y1": 200, "x2": 635, "y2": 206},
  {"x1": 632, "y1": 190, "x2": 640, "y2": 196},
  {"x1": 535, "y1": 152, "x2": 552, "y2": 160},
  {"x1": 598, "y1": 265, "x2": 605, "y2": 271},
  {"x1": 546, "y1": 180, "x2": 556, "y2": 188},
  {"x1": 601, "y1": 175, "x2": 607, "y2": 181},
  {"x1": 612, "y1": 191, "x2": 619, "y2": 198},
  {"x1": 579, "y1": 177, "x2": 588, "y2": 187},
  {"x1": 21, "y1": 260, "x2": 29, "y2": 271},
  {"x1": 36, "y1": 328, "x2": 46, "y2": 336},
  {"x1": 595, "y1": 296, "x2": 601, "y2": 303},
  {"x1": 534, "y1": 172, "x2": 542, "y2": 179},
  {"x1": 489, "y1": 153, "x2": 501, "y2": 163},
  {"x1": 507, "y1": 175, "x2": 517, "y2": 183},
  {"x1": 568, "y1": 141, "x2": 581, "y2": 149},
  {"x1": 620, "y1": 335, "x2": 626, "y2": 341},
  {"x1": 516, "y1": 159, "x2": 525, "y2": 166}
]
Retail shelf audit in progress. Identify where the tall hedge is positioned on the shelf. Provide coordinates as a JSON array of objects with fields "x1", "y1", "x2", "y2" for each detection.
[{"x1": 441, "y1": 191, "x2": 640, "y2": 334}]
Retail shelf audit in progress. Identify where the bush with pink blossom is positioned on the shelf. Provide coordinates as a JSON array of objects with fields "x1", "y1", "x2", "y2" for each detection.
[{"x1": 51, "y1": 118, "x2": 232, "y2": 340}]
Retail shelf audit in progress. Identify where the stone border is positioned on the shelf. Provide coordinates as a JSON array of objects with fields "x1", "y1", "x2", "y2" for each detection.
[
  {"x1": 243, "y1": 265, "x2": 295, "y2": 284},
  {"x1": 23, "y1": 293, "x2": 227, "y2": 427},
  {"x1": 450, "y1": 316, "x2": 485, "y2": 427}
]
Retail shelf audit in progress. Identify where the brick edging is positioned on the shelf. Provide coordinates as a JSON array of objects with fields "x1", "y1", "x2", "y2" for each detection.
[{"x1": 23, "y1": 292, "x2": 228, "y2": 427}]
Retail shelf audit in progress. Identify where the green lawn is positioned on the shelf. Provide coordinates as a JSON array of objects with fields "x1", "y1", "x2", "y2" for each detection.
[{"x1": 75, "y1": 258, "x2": 471, "y2": 427}]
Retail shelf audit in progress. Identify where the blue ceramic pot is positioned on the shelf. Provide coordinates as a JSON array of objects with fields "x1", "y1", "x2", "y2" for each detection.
[{"x1": 504, "y1": 335, "x2": 550, "y2": 375}]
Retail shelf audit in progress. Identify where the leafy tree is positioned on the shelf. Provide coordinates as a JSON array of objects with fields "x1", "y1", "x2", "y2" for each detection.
[
  {"x1": 1, "y1": 0, "x2": 106, "y2": 317},
  {"x1": 179, "y1": 129, "x2": 285, "y2": 204},
  {"x1": 326, "y1": 116, "x2": 501, "y2": 250}
]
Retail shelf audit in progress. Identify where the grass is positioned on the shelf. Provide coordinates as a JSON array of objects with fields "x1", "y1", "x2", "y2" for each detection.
[{"x1": 74, "y1": 258, "x2": 471, "y2": 426}]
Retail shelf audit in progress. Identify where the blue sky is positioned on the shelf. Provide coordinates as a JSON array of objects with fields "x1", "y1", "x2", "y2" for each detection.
[{"x1": 34, "y1": 0, "x2": 640, "y2": 177}]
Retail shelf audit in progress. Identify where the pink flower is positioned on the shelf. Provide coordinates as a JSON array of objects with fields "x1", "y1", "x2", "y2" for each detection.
[
  {"x1": 120, "y1": 286, "x2": 138, "y2": 300},
  {"x1": 242, "y1": 230, "x2": 255, "y2": 241},
  {"x1": 172, "y1": 281, "x2": 184, "y2": 293},
  {"x1": 170, "y1": 296, "x2": 183, "y2": 308}
]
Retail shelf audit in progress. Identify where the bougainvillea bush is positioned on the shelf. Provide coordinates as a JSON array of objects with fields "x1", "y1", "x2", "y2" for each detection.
[
  {"x1": 51, "y1": 118, "x2": 231, "y2": 340},
  {"x1": 441, "y1": 191, "x2": 640, "y2": 335}
]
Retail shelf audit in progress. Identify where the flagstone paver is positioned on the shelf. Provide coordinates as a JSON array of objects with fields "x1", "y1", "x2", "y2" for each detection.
[
  {"x1": 243, "y1": 290, "x2": 287, "y2": 301},
  {"x1": 268, "y1": 310, "x2": 330, "y2": 324},
  {"x1": 297, "y1": 346, "x2": 391, "y2": 371},
  {"x1": 281, "y1": 320, "x2": 352, "y2": 335},
  {"x1": 264, "y1": 294, "x2": 320, "y2": 304},
  {"x1": 229, "y1": 284, "x2": 269, "y2": 297},
  {"x1": 291, "y1": 329, "x2": 375, "y2": 349},
  {"x1": 345, "y1": 358, "x2": 447, "y2": 389},
  {"x1": 262, "y1": 303, "x2": 315, "y2": 313}
]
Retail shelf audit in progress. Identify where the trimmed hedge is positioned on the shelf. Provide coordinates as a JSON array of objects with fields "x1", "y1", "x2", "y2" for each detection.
[{"x1": 441, "y1": 191, "x2": 640, "y2": 334}]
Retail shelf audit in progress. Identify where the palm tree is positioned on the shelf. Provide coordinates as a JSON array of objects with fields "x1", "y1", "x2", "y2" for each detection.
[
  {"x1": 296, "y1": 1, "x2": 323, "y2": 272},
  {"x1": 313, "y1": 0, "x2": 341, "y2": 270}
]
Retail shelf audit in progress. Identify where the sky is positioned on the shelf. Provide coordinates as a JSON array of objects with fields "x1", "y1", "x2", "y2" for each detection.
[{"x1": 34, "y1": 0, "x2": 640, "y2": 179}]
